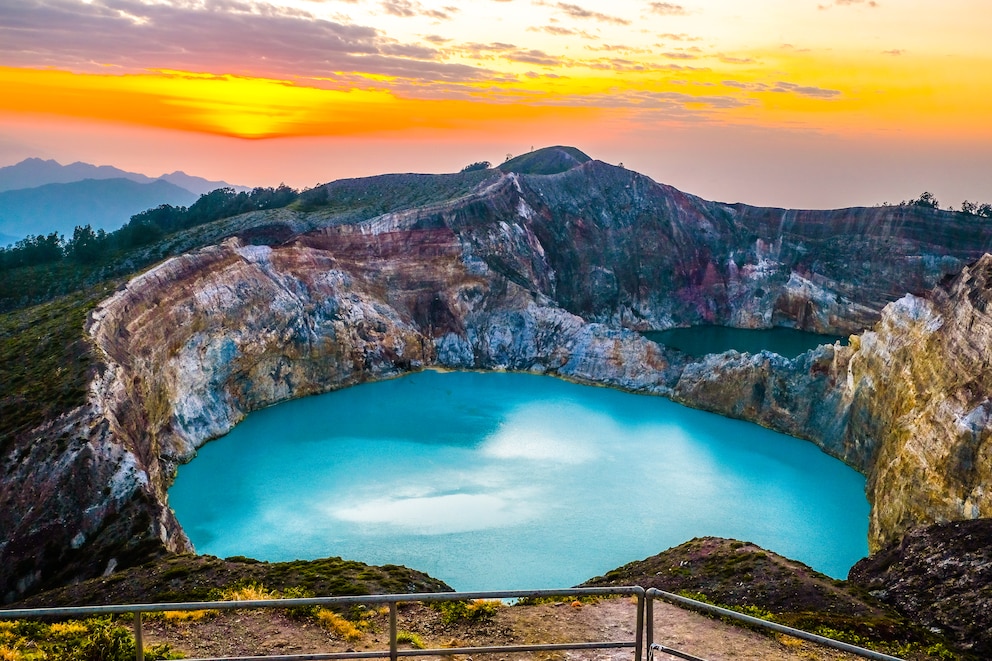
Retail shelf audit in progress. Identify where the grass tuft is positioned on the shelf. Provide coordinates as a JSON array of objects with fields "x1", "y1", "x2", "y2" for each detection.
[
  {"x1": 396, "y1": 631, "x2": 426, "y2": 649},
  {"x1": 316, "y1": 609, "x2": 364, "y2": 641}
]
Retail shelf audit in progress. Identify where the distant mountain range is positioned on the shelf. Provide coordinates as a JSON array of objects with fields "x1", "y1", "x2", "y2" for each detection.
[
  {"x1": 0, "y1": 158, "x2": 243, "y2": 195},
  {"x1": 0, "y1": 158, "x2": 246, "y2": 245}
]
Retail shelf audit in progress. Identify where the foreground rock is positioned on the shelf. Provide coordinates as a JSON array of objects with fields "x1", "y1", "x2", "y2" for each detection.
[
  {"x1": 849, "y1": 518, "x2": 992, "y2": 658},
  {"x1": 6, "y1": 147, "x2": 992, "y2": 608}
]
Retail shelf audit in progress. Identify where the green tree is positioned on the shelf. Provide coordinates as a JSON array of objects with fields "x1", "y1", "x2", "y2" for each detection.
[{"x1": 68, "y1": 224, "x2": 107, "y2": 264}]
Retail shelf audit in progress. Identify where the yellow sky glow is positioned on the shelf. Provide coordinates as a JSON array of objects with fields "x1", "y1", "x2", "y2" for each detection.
[
  {"x1": 1, "y1": 0, "x2": 990, "y2": 207},
  {"x1": 3, "y1": 41, "x2": 990, "y2": 143}
]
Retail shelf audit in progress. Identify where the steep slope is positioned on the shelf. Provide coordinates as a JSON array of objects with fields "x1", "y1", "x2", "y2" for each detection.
[
  {"x1": 850, "y1": 518, "x2": 992, "y2": 657},
  {"x1": 4, "y1": 155, "x2": 992, "y2": 604}
]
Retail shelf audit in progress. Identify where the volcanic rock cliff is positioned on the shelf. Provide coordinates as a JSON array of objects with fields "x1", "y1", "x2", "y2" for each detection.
[
  {"x1": 673, "y1": 256, "x2": 992, "y2": 551},
  {"x1": 4, "y1": 148, "x2": 992, "y2": 602}
]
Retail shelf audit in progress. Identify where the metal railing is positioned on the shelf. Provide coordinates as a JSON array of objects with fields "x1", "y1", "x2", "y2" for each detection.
[
  {"x1": 0, "y1": 585, "x2": 908, "y2": 661},
  {"x1": 0, "y1": 586, "x2": 645, "y2": 661},
  {"x1": 645, "y1": 588, "x2": 904, "y2": 661}
]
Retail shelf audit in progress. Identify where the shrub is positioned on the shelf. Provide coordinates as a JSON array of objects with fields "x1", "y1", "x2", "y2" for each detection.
[
  {"x1": 0, "y1": 618, "x2": 180, "y2": 661},
  {"x1": 281, "y1": 585, "x2": 321, "y2": 619},
  {"x1": 217, "y1": 582, "x2": 274, "y2": 602},
  {"x1": 432, "y1": 599, "x2": 501, "y2": 625},
  {"x1": 460, "y1": 161, "x2": 491, "y2": 173}
]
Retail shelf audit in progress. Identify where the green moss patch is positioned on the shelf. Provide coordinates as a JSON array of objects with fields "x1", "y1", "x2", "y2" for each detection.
[{"x1": 0, "y1": 287, "x2": 111, "y2": 447}]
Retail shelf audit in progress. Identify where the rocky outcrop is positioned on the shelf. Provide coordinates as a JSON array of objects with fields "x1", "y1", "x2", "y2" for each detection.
[
  {"x1": 673, "y1": 256, "x2": 992, "y2": 551},
  {"x1": 849, "y1": 518, "x2": 992, "y2": 656},
  {"x1": 6, "y1": 151, "x2": 992, "y2": 601}
]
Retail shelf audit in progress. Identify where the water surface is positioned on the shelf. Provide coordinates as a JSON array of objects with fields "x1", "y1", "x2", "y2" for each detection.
[
  {"x1": 644, "y1": 326, "x2": 845, "y2": 358},
  {"x1": 170, "y1": 371, "x2": 868, "y2": 590}
]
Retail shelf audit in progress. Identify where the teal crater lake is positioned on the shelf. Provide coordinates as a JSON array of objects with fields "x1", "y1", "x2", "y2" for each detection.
[
  {"x1": 644, "y1": 326, "x2": 846, "y2": 358},
  {"x1": 169, "y1": 371, "x2": 868, "y2": 590}
]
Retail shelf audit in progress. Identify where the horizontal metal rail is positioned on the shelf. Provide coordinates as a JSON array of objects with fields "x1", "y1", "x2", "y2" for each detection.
[
  {"x1": 182, "y1": 642, "x2": 638, "y2": 661},
  {"x1": 649, "y1": 643, "x2": 710, "y2": 661},
  {"x1": 0, "y1": 586, "x2": 645, "y2": 661},
  {"x1": 645, "y1": 588, "x2": 904, "y2": 661}
]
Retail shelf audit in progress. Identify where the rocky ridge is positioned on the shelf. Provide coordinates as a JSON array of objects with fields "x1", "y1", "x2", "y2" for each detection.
[{"x1": 4, "y1": 149, "x2": 992, "y2": 606}]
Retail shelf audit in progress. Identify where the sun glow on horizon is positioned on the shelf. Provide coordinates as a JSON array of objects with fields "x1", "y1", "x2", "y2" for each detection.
[
  {"x1": 1, "y1": 0, "x2": 990, "y2": 207},
  {"x1": 4, "y1": 41, "x2": 990, "y2": 144}
]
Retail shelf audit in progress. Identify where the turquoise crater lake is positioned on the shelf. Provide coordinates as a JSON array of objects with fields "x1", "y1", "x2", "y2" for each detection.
[
  {"x1": 170, "y1": 371, "x2": 868, "y2": 590},
  {"x1": 644, "y1": 326, "x2": 846, "y2": 358}
]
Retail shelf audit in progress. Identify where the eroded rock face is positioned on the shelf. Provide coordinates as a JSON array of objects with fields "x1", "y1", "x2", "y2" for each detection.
[
  {"x1": 849, "y1": 518, "x2": 992, "y2": 656},
  {"x1": 674, "y1": 256, "x2": 992, "y2": 551},
  {"x1": 5, "y1": 158, "x2": 992, "y2": 601}
]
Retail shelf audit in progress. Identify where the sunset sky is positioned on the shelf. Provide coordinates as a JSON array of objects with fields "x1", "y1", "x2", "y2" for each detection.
[{"x1": 1, "y1": 0, "x2": 990, "y2": 208}]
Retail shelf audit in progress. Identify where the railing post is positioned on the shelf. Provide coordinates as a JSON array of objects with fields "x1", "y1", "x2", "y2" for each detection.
[
  {"x1": 389, "y1": 601, "x2": 398, "y2": 661},
  {"x1": 645, "y1": 589, "x2": 654, "y2": 661},
  {"x1": 133, "y1": 611, "x2": 144, "y2": 661},
  {"x1": 635, "y1": 589, "x2": 645, "y2": 661}
]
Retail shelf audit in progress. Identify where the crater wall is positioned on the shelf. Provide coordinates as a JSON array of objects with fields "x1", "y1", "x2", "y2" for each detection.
[{"x1": 5, "y1": 161, "x2": 992, "y2": 601}]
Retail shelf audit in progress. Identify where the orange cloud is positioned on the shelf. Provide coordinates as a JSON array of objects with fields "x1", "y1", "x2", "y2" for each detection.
[
  {"x1": 0, "y1": 67, "x2": 600, "y2": 140},
  {"x1": 3, "y1": 40, "x2": 991, "y2": 147}
]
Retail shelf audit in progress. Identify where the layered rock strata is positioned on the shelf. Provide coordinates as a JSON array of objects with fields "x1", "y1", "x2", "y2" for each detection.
[
  {"x1": 5, "y1": 157, "x2": 992, "y2": 601},
  {"x1": 673, "y1": 257, "x2": 992, "y2": 550}
]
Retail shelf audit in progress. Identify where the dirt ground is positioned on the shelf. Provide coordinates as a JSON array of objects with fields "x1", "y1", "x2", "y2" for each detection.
[{"x1": 142, "y1": 596, "x2": 869, "y2": 661}]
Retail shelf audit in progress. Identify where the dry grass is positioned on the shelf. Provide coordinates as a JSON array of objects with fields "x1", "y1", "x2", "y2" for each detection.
[
  {"x1": 48, "y1": 621, "x2": 89, "y2": 637},
  {"x1": 219, "y1": 583, "x2": 275, "y2": 602},
  {"x1": 159, "y1": 609, "x2": 216, "y2": 623},
  {"x1": 0, "y1": 647, "x2": 23, "y2": 661},
  {"x1": 316, "y1": 609, "x2": 364, "y2": 641}
]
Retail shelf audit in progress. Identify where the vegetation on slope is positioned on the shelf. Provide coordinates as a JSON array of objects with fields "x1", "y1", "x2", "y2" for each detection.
[
  {"x1": 0, "y1": 169, "x2": 499, "y2": 313},
  {"x1": 6, "y1": 546, "x2": 962, "y2": 660},
  {"x1": 292, "y1": 169, "x2": 497, "y2": 215},
  {"x1": 0, "y1": 186, "x2": 297, "y2": 311},
  {"x1": 0, "y1": 285, "x2": 116, "y2": 448},
  {"x1": 583, "y1": 537, "x2": 960, "y2": 659},
  {"x1": 2, "y1": 555, "x2": 451, "y2": 660},
  {"x1": 12, "y1": 554, "x2": 451, "y2": 608}
]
